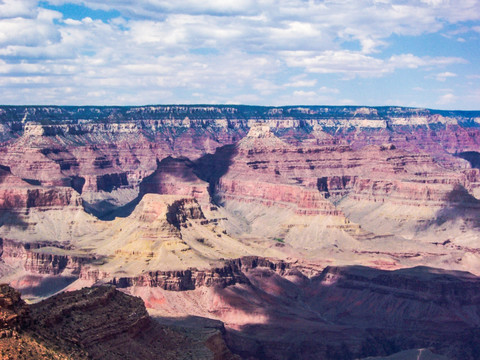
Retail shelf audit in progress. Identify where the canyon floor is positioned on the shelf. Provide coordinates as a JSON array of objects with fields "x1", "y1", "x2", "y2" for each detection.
[{"x1": 1, "y1": 105, "x2": 480, "y2": 359}]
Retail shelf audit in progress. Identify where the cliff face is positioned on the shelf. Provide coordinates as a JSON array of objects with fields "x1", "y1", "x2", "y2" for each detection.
[
  {"x1": 0, "y1": 284, "x2": 239, "y2": 360},
  {"x1": 140, "y1": 156, "x2": 210, "y2": 203},
  {"x1": 1, "y1": 105, "x2": 480, "y2": 164},
  {"x1": 88, "y1": 256, "x2": 289, "y2": 291},
  {"x1": 0, "y1": 167, "x2": 81, "y2": 211},
  {"x1": 195, "y1": 125, "x2": 477, "y2": 259},
  {"x1": 0, "y1": 284, "x2": 30, "y2": 336},
  {"x1": 1, "y1": 238, "x2": 95, "y2": 278}
]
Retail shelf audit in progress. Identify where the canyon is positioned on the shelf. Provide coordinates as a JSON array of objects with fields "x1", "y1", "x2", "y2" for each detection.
[{"x1": 1, "y1": 105, "x2": 480, "y2": 359}]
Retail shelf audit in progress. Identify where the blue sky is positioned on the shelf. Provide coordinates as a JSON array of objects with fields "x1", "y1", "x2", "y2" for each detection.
[{"x1": 0, "y1": 0, "x2": 479, "y2": 109}]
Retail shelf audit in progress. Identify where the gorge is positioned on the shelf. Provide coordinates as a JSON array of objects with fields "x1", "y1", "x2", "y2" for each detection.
[{"x1": 1, "y1": 105, "x2": 480, "y2": 359}]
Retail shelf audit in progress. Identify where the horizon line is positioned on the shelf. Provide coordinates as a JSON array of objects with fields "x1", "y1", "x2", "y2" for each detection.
[{"x1": 0, "y1": 104, "x2": 479, "y2": 112}]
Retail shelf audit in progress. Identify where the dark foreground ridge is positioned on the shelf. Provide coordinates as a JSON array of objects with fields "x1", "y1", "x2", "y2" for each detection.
[{"x1": 0, "y1": 284, "x2": 239, "y2": 360}]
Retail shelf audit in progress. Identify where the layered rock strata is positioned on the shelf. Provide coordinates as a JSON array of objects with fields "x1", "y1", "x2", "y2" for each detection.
[{"x1": 0, "y1": 284, "x2": 239, "y2": 360}]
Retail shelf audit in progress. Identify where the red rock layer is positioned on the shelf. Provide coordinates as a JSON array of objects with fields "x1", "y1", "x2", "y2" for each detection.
[
  {"x1": 218, "y1": 179, "x2": 341, "y2": 216},
  {"x1": 1, "y1": 239, "x2": 95, "y2": 276},
  {"x1": 213, "y1": 134, "x2": 467, "y2": 215},
  {"x1": 140, "y1": 156, "x2": 210, "y2": 202},
  {"x1": 0, "y1": 168, "x2": 81, "y2": 210}
]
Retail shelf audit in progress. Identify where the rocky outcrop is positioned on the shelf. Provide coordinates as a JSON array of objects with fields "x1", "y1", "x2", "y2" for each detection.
[
  {"x1": 85, "y1": 257, "x2": 290, "y2": 290},
  {"x1": 210, "y1": 128, "x2": 466, "y2": 209},
  {"x1": 140, "y1": 156, "x2": 210, "y2": 202},
  {"x1": 0, "y1": 284, "x2": 239, "y2": 360},
  {"x1": 1, "y1": 239, "x2": 96, "y2": 276},
  {"x1": 0, "y1": 284, "x2": 30, "y2": 336},
  {"x1": 94, "y1": 172, "x2": 129, "y2": 192},
  {"x1": 218, "y1": 179, "x2": 342, "y2": 215},
  {"x1": 0, "y1": 166, "x2": 82, "y2": 211},
  {"x1": 313, "y1": 265, "x2": 480, "y2": 306},
  {"x1": 1, "y1": 105, "x2": 479, "y2": 130},
  {"x1": 0, "y1": 105, "x2": 479, "y2": 274},
  {"x1": 1, "y1": 106, "x2": 478, "y2": 221},
  {"x1": 2, "y1": 105, "x2": 480, "y2": 170},
  {"x1": 109, "y1": 265, "x2": 248, "y2": 290},
  {"x1": 31, "y1": 286, "x2": 151, "y2": 345},
  {"x1": 23, "y1": 252, "x2": 91, "y2": 276},
  {"x1": 4, "y1": 247, "x2": 480, "y2": 360},
  {"x1": 0, "y1": 187, "x2": 81, "y2": 210},
  {"x1": 1, "y1": 105, "x2": 480, "y2": 359}
]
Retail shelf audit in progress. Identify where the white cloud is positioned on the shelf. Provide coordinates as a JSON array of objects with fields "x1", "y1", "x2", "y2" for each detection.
[
  {"x1": 0, "y1": 8, "x2": 61, "y2": 47},
  {"x1": 284, "y1": 74, "x2": 317, "y2": 88},
  {"x1": 282, "y1": 51, "x2": 465, "y2": 78},
  {"x1": 0, "y1": 0, "x2": 38, "y2": 19},
  {"x1": 318, "y1": 86, "x2": 340, "y2": 94},
  {"x1": 0, "y1": 0, "x2": 478, "y2": 106},
  {"x1": 437, "y1": 93, "x2": 457, "y2": 105},
  {"x1": 434, "y1": 71, "x2": 457, "y2": 81},
  {"x1": 40, "y1": 0, "x2": 480, "y2": 53},
  {"x1": 283, "y1": 50, "x2": 387, "y2": 77},
  {"x1": 389, "y1": 54, "x2": 466, "y2": 68}
]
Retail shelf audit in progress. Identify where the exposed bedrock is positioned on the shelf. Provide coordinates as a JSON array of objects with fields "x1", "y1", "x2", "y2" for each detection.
[
  {"x1": 3, "y1": 240, "x2": 480, "y2": 359},
  {"x1": 86, "y1": 155, "x2": 213, "y2": 219},
  {"x1": 95, "y1": 259, "x2": 480, "y2": 360},
  {"x1": 165, "y1": 197, "x2": 206, "y2": 229},
  {"x1": 208, "y1": 125, "x2": 467, "y2": 209},
  {"x1": 140, "y1": 156, "x2": 210, "y2": 202},
  {"x1": 1, "y1": 115, "x2": 479, "y2": 277},
  {"x1": 1, "y1": 106, "x2": 479, "y2": 221},
  {"x1": 464, "y1": 168, "x2": 480, "y2": 199},
  {"x1": 0, "y1": 166, "x2": 82, "y2": 211},
  {"x1": 193, "y1": 144, "x2": 238, "y2": 198},
  {"x1": 108, "y1": 265, "x2": 248, "y2": 290},
  {"x1": 195, "y1": 126, "x2": 477, "y2": 250},
  {"x1": 92, "y1": 172, "x2": 129, "y2": 193},
  {"x1": 0, "y1": 239, "x2": 96, "y2": 276},
  {"x1": 82, "y1": 257, "x2": 288, "y2": 291},
  {"x1": 0, "y1": 284, "x2": 239, "y2": 360},
  {"x1": 0, "y1": 284, "x2": 30, "y2": 336},
  {"x1": 2, "y1": 106, "x2": 480, "y2": 175},
  {"x1": 0, "y1": 187, "x2": 81, "y2": 210},
  {"x1": 218, "y1": 178, "x2": 341, "y2": 216}
]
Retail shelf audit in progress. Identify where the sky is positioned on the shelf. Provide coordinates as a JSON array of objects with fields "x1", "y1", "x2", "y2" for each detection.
[{"x1": 0, "y1": 0, "x2": 479, "y2": 109}]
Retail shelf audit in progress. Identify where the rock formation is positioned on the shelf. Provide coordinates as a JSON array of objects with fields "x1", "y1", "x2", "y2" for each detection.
[
  {"x1": 123, "y1": 258, "x2": 480, "y2": 359},
  {"x1": 0, "y1": 105, "x2": 480, "y2": 359},
  {"x1": 0, "y1": 284, "x2": 239, "y2": 360}
]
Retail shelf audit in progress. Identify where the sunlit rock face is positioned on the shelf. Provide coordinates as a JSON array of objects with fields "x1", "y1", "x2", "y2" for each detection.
[{"x1": 1, "y1": 105, "x2": 480, "y2": 359}]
